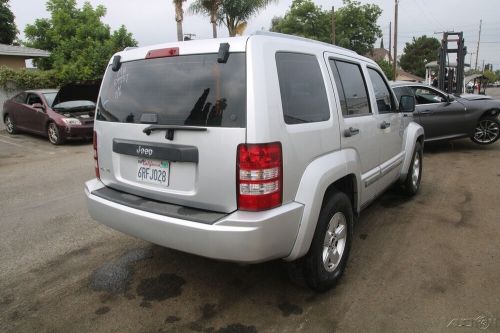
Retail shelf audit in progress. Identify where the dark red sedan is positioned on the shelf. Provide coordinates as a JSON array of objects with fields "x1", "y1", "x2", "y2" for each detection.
[{"x1": 2, "y1": 81, "x2": 99, "y2": 144}]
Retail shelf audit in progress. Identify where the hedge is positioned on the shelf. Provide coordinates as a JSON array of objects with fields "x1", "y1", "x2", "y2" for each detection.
[{"x1": 0, "y1": 66, "x2": 66, "y2": 91}]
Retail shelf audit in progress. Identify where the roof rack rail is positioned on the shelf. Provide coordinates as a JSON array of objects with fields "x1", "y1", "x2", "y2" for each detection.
[{"x1": 253, "y1": 30, "x2": 357, "y2": 55}]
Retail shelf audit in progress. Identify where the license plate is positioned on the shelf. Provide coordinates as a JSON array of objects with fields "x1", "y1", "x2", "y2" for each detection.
[{"x1": 136, "y1": 159, "x2": 170, "y2": 186}]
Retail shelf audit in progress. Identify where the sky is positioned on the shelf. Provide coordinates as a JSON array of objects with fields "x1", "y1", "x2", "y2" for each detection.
[{"x1": 8, "y1": 0, "x2": 500, "y2": 70}]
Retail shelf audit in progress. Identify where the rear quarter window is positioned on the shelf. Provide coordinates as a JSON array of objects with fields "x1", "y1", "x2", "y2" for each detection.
[
  {"x1": 13, "y1": 92, "x2": 27, "y2": 103},
  {"x1": 275, "y1": 52, "x2": 330, "y2": 124}
]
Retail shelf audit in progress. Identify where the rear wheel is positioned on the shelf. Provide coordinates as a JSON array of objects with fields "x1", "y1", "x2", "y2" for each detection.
[
  {"x1": 298, "y1": 191, "x2": 354, "y2": 292},
  {"x1": 47, "y1": 122, "x2": 64, "y2": 145},
  {"x1": 470, "y1": 116, "x2": 500, "y2": 145},
  {"x1": 4, "y1": 115, "x2": 17, "y2": 134}
]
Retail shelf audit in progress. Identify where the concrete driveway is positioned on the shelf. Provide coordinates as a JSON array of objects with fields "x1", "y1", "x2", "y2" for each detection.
[{"x1": 0, "y1": 127, "x2": 499, "y2": 332}]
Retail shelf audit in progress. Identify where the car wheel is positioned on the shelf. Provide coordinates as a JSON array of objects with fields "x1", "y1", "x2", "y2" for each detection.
[
  {"x1": 402, "y1": 141, "x2": 423, "y2": 196},
  {"x1": 4, "y1": 115, "x2": 18, "y2": 134},
  {"x1": 470, "y1": 116, "x2": 500, "y2": 145},
  {"x1": 301, "y1": 191, "x2": 353, "y2": 292},
  {"x1": 47, "y1": 122, "x2": 64, "y2": 145}
]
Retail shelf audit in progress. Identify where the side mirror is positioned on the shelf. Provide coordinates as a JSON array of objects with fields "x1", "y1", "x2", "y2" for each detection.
[
  {"x1": 32, "y1": 103, "x2": 45, "y2": 111},
  {"x1": 399, "y1": 95, "x2": 415, "y2": 113},
  {"x1": 445, "y1": 94, "x2": 453, "y2": 104}
]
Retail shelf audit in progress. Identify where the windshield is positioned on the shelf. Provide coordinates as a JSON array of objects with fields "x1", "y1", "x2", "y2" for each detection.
[
  {"x1": 97, "y1": 53, "x2": 246, "y2": 127},
  {"x1": 43, "y1": 92, "x2": 57, "y2": 107},
  {"x1": 53, "y1": 100, "x2": 96, "y2": 112}
]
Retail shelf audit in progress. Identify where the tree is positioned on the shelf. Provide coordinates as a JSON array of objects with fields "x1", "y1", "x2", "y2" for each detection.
[
  {"x1": 483, "y1": 70, "x2": 496, "y2": 83},
  {"x1": 270, "y1": 0, "x2": 331, "y2": 43},
  {"x1": 399, "y1": 35, "x2": 440, "y2": 78},
  {"x1": 376, "y1": 59, "x2": 393, "y2": 80},
  {"x1": 188, "y1": 0, "x2": 221, "y2": 38},
  {"x1": 271, "y1": 0, "x2": 382, "y2": 55},
  {"x1": 173, "y1": 0, "x2": 186, "y2": 41},
  {"x1": 0, "y1": 0, "x2": 18, "y2": 44},
  {"x1": 24, "y1": 0, "x2": 137, "y2": 81},
  {"x1": 335, "y1": 0, "x2": 382, "y2": 55},
  {"x1": 219, "y1": 0, "x2": 275, "y2": 37},
  {"x1": 495, "y1": 70, "x2": 500, "y2": 82}
]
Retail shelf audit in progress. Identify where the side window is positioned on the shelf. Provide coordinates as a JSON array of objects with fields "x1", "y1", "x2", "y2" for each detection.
[
  {"x1": 329, "y1": 60, "x2": 371, "y2": 116},
  {"x1": 26, "y1": 93, "x2": 42, "y2": 105},
  {"x1": 368, "y1": 68, "x2": 396, "y2": 113},
  {"x1": 411, "y1": 87, "x2": 447, "y2": 105},
  {"x1": 276, "y1": 52, "x2": 330, "y2": 124},
  {"x1": 393, "y1": 86, "x2": 414, "y2": 102},
  {"x1": 14, "y1": 92, "x2": 27, "y2": 104}
]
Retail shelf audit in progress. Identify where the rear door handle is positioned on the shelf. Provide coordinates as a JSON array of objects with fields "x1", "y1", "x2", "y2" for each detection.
[
  {"x1": 344, "y1": 127, "x2": 360, "y2": 137},
  {"x1": 380, "y1": 121, "x2": 391, "y2": 129},
  {"x1": 419, "y1": 110, "x2": 432, "y2": 115}
]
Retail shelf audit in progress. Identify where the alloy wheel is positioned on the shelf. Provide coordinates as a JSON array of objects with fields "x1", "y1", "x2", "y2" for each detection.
[
  {"x1": 474, "y1": 119, "x2": 500, "y2": 144},
  {"x1": 322, "y1": 212, "x2": 347, "y2": 272},
  {"x1": 412, "y1": 152, "x2": 420, "y2": 189},
  {"x1": 48, "y1": 123, "x2": 59, "y2": 144},
  {"x1": 5, "y1": 116, "x2": 14, "y2": 133}
]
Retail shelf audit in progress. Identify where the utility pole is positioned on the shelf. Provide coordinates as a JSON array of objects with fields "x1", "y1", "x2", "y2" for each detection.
[
  {"x1": 388, "y1": 22, "x2": 392, "y2": 65},
  {"x1": 392, "y1": 0, "x2": 398, "y2": 80},
  {"x1": 331, "y1": 6, "x2": 336, "y2": 45},
  {"x1": 475, "y1": 19, "x2": 482, "y2": 71},
  {"x1": 468, "y1": 51, "x2": 475, "y2": 68}
]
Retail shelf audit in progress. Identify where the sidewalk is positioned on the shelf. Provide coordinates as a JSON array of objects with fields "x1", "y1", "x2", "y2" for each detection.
[{"x1": 485, "y1": 87, "x2": 500, "y2": 100}]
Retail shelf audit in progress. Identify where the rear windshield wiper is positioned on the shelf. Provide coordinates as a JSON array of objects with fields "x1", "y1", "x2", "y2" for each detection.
[{"x1": 143, "y1": 125, "x2": 207, "y2": 141}]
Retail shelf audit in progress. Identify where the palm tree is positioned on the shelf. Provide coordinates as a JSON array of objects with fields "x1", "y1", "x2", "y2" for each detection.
[
  {"x1": 173, "y1": 0, "x2": 186, "y2": 41},
  {"x1": 188, "y1": 0, "x2": 221, "y2": 38},
  {"x1": 219, "y1": 0, "x2": 276, "y2": 37}
]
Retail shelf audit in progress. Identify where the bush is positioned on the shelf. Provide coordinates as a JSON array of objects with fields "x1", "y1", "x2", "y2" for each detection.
[{"x1": 0, "y1": 66, "x2": 66, "y2": 91}]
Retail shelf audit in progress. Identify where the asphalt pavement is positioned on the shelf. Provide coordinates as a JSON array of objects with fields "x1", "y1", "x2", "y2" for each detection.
[{"x1": 1, "y1": 99, "x2": 499, "y2": 332}]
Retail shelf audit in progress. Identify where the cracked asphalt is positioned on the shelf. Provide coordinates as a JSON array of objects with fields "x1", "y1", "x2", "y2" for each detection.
[{"x1": 1, "y1": 103, "x2": 499, "y2": 332}]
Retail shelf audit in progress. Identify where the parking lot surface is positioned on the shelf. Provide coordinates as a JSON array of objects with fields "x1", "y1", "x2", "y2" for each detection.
[{"x1": 1, "y1": 113, "x2": 499, "y2": 332}]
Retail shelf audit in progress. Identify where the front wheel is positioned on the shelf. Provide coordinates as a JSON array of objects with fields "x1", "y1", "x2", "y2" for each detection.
[
  {"x1": 470, "y1": 116, "x2": 500, "y2": 145},
  {"x1": 47, "y1": 122, "x2": 64, "y2": 145},
  {"x1": 301, "y1": 191, "x2": 354, "y2": 292},
  {"x1": 402, "y1": 141, "x2": 423, "y2": 196}
]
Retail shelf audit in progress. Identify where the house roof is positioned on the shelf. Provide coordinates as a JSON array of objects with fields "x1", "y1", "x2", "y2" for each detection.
[
  {"x1": 396, "y1": 69, "x2": 425, "y2": 82},
  {"x1": 365, "y1": 48, "x2": 392, "y2": 62},
  {"x1": 0, "y1": 44, "x2": 50, "y2": 58}
]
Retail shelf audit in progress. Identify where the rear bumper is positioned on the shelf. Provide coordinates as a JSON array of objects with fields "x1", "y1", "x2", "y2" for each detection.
[{"x1": 84, "y1": 179, "x2": 304, "y2": 263}]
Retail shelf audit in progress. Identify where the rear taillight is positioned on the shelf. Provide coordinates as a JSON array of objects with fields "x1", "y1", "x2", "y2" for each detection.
[
  {"x1": 237, "y1": 142, "x2": 282, "y2": 211},
  {"x1": 93, "y1": 131, "x2": 100, "y2": 180}
]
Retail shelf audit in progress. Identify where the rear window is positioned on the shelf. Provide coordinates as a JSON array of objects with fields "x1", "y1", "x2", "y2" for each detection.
[{"x1": 97, "y1": 53, "x2": 246, "y2": 127}]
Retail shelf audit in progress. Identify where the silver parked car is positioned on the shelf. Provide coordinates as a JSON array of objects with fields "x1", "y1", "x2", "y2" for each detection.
[
  {"x1": 85, "y1": 32, "x2": 424, "y2": 291},
  {"x1": 391, "y1": 81, "x2": 500, "y2": 145}
]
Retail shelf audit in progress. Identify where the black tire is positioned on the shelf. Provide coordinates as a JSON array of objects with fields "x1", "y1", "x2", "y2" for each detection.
[
  {"x1": 47, "y1": 122, "x2": 64, "y2": 145},
  {"x1": 470, "y1": 116, "x2": 500, "y2": 145},
  {"x1": 402, "y1": 141, "x2": 423, "y2": 196},
  {"x1": 4, "y1": 114, "x2": 18, "y2": 134},
  {"x1": 299, "y1": 191, "x2": 354, "y2": 292}
]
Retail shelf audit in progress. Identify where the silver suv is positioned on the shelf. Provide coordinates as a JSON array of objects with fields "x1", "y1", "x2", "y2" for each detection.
[{"x1": 85, "y1": 32, "x2": 424, "y2": 291}]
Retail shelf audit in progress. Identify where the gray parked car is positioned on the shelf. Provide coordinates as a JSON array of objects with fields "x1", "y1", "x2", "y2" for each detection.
[
  {"x1": 85, "y1": 32, "x2": 424, "y2": 291},
  {"x1": 391, "y1": 81, "x2": 500, "y2": 145}
]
